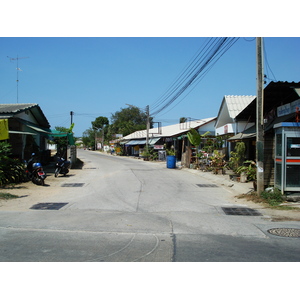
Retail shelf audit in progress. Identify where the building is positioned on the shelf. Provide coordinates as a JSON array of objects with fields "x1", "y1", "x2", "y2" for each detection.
[
  {"x1": 0, "y1": 103, "x2": 75, "y2": 163},
  {"x1": 230, "y1": 81, "x2": 300, "y2": 190},
  {"x1": 120, "y1": 117, "x2": 216, "y2": 160},
  {"x1": 214, "y1": 95, "x2": 256, "y2": 158}
]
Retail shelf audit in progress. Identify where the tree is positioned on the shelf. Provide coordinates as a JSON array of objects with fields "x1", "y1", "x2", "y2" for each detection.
[
  {"x1": 180, "y1": 117, "x2": 187, "y2": 123},
  {"x1": 110, "y1": 106, "x2": 149, "y2": 137},
  {"x1": 53, "y1": 125, "x2": 74, "y2": 156},
  {"x1": 92, "y1": 116, "x2": 109, "y2": 131},
  {"x1": 82, "y1": 128, "x2": 95, "y2": 149}
]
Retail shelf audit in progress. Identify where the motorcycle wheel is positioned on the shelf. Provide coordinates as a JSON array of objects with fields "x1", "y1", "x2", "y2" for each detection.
[
  {"x1": 37, "y1": 177, "x2": 45, "y2": 186},
  {"x1": 55, "y1": 168, "x2": 60, "y2": 177}
]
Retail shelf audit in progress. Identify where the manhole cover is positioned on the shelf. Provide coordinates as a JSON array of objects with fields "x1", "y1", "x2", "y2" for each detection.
[
  {"x1": 222, "y1": 207, "x2": 262, "y2": 216},
  {"x1": 61, "y1": 183, "x2": 85, "y2": 187},
  {"x1": 267, "y1": 228, "x2": 300, "y2": 238},
  {"x1": 196, "y1": 184, "x2": 218, "y2": 188},
  {"x1": 30, "y1": 202, "x2": 68, "y2": 210}
]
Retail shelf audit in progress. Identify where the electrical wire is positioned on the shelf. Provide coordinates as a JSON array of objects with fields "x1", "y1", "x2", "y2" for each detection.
[
  {"x1": 263, "y1": 39, "x2": 277, "y2": 83},
  {"x1": 150, "y1": 37, "x2": 239, "y2": 117}
]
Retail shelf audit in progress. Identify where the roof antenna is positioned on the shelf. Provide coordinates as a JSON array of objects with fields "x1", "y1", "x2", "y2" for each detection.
[{"x1": 7, "y1": 55, "x2": 29, "y2": 103}]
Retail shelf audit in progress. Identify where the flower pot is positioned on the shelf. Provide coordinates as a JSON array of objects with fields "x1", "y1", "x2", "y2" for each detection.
[{"x1": 240, "y1": 171, "x2": 247, "y2": 183}]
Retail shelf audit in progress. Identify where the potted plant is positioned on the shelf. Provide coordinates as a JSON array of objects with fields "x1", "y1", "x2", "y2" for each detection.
[
  {"x1": 166, "y1": 145, "x2": 176, "y2": 168},
  {"x1": 236, "y1": 160, "x2": 257, "y2": 185},
  {"x1": 211, "y1": 150, "x2": 226, "y2": 174}
]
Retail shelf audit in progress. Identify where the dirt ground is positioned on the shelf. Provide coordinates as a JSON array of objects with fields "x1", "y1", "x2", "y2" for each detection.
[{"x1": 0, "y1": 163, "x2": 82, "y2": 211}]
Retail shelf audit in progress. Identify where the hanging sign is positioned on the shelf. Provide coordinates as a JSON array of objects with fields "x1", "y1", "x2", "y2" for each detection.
[{"x1": 0, "y1": 119, "x2": 9, "y2": 140}]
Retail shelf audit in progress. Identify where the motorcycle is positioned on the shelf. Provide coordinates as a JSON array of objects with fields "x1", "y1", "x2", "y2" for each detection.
[
  {"x1": 25, "y1": 160, "x2": 47, "y2": 186},
  {"x1": 54, "y1": 157, "x2": 71, "y2": 177}
]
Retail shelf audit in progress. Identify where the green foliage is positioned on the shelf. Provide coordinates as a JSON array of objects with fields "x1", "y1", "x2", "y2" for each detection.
[
  {"x1": 228, "y1": 142, "x2": 246, "y2": 172},
  {"x1": 236, "y1": 160, "x2": 257, "y2": 181},
  {"x1": 187, "y1": 128, "x2": 210, "y2": 147},
  {"x1": 165, "y1": 145, "x2": 175, "y2": 156},
  {"x1": 261, "y1": 188, "x2": 285, "y2": 206},
  {"x1": 187, "y1": 128, "x2": 201, "y2": 147},
  {"x1": 141, "y1": 148, "x2": 158, "y2": 161},
  {"x1": 211, "y1": 150, "x2": 226, "y2": 169},
  {"x1": 0, "y1": 192, "x2": 19, "y2": 200},
  {"x1": 82, "y1": 128, "x2": 95, "y2": 149},
  {"x1": 0, "y1": 142, "x2": 27, "y2": 186},
  {"x1": 110, "y1": 106, "x2": 149, "y2": 137},
  {"x1": 92, "y1": 116, "x2": 109, "y2": 131}
]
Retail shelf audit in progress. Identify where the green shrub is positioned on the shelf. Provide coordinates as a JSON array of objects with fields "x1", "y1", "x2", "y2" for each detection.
[
  {"x1": 261, "y1": 188, "x2": 285, "y2": 206},
  {"x1": 0, "y1": 142, "x2": 27, "y2": 186}
]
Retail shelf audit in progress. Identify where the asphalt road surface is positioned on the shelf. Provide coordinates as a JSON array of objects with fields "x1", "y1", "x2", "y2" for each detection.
[{"x1": 0, "y1": 149, "x2": 300, "y2": 262}]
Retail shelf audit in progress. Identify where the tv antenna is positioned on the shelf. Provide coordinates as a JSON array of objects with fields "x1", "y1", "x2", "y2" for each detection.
[{"x1": 7, "y1": 55, "x2": 29, "y2": 103}]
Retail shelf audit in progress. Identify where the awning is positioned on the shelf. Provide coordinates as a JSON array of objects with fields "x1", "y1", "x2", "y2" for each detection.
[
  {"x1": 227, "y1": 126, "x2": 256, "y2": 141},
  {"x1": 149, "y1": 137, "x2": 160, "y2": 145},
  {"x1": 125, "y1": 138, "x2": 160, "y2": 146},
  {"x1": 18, "y1": 119, "x2": 75, "y2": 145},
  {"x1": 9, "y1": 130, "x2": 36, "y2": 135},
  {"x1": 227, "y1": 132, "x2": 256, "y2": 141},
  {"x1": 125, "y1": 139, "x2": 146, "y2": 145}
]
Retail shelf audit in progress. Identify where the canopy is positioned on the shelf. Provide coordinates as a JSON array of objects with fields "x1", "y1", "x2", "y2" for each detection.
[{"x1": 19, "y1": 120, "x2": 75, "y2": 145}]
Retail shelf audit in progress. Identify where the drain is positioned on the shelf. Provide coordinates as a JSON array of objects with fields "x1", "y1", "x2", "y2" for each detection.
[
  {"x1": 267, "y1": 228, "x2": 300, "y2": 238},
  {"x1": 30, "y1": 202, "x2": 68, "y2": 210},
  {"x1": 61, "y1": 183, "x2": 85, "y2": 187},
  {"x1": 222, "y1": 207, "x2": 262, "y2": 216},
  {"x1": 196, "y1": 184, "x2": 218, "y2": 188}
]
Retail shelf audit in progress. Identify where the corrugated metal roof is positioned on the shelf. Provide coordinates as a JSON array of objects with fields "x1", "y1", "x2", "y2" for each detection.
[
  {"x1": 0, "y1": 103, "x2": 50, "y2": 128},
  {"x1": 0, "y1": 103, "x2": 38, "y2": 114},
  {"x1": 122, "y1": 117, "x2": 216, "y2": 140},
  {"x1": 225, "y1": 95, "x2": 256, "y2": 119},
  {"x1": 215, "y1": 95, "x2": 256, "y2": 128}
]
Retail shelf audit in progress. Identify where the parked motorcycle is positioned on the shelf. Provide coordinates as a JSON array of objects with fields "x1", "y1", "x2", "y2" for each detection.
[
  {"x1": 54, "y1": 157, "x2": 71, "y2": 177},
  {"x1": 25, "y1": 154, "x2": 46, "y2": 185}
]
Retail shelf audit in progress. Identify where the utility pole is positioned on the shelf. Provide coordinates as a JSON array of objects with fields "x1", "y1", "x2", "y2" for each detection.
[
  {"x1": 70, "y1": 111, "x2": 74, "y2": 125},
  {"x1": 256, "y1": 37, "x2": 264, "y2": 195},
  {"x1": 7, "y1": 55, "x2": 29, "y2": 103},
  {"x1": 146, "y1": 105, "x2": 150, "y2": 151}
]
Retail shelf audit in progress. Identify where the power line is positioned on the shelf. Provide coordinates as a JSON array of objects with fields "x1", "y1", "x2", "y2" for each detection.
[
  {"x1": 150, "y1": 37, "x2": 239, "y2": 117},
  {"x1": 263, "y1": 39, "x2": 277, "y2": 83}
]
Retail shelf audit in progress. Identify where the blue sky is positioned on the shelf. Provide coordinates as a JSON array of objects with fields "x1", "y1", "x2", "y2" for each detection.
[
  {"x1": 0, "y1": 3, "x2": 299, "y2": 137},
  {"x1": 1, "y1": 37, "x2": 299, "y2": 137}
]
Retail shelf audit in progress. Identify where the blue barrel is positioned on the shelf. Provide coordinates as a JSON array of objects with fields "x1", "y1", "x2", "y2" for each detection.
[{"x1": 166, "y1": 155, "x2": 176, "y2": 169}]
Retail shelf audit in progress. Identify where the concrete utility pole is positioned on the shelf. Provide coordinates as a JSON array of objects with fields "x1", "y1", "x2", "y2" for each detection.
[
  {"x1": 70, "y1": 111, "x2": 74, "y2": 125},
  {"x1": 256, "y1": 37, "x2": 264, "y2": 195},
  {"x1": 146, "y1": 105, "x2": 150, "y2": 151}
]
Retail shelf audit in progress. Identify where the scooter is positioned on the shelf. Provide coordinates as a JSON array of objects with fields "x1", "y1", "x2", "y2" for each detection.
[
  {"x1": 31, "y1": 162, "x2": 46, "y2": 185},
  {"x1": 25, "y1": 160, "x2": 46, "y2": 186},
  {"x1": 54, "y1": 157, "x2": 71, "y2": 177}
]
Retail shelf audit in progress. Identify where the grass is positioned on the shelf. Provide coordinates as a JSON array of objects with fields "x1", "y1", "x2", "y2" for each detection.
[
  {"x1": 237, "y1": 190, "x2": 300, "y2": 211},
  {"x1": 0, "y1": 192, "x2": 19, "y2": 200}
]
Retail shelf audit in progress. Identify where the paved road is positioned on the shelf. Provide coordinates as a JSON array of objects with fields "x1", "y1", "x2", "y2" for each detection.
[{"x1": 0, "y1": 149, "x2": 299, "y2": 261}]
